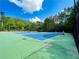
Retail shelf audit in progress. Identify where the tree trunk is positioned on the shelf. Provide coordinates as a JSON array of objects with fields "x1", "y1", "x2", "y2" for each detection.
[{"x1": 73, "y1": 0, "x2": 79, "y2": 53}]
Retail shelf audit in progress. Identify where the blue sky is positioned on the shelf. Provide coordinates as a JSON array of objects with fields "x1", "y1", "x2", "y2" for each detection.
[{"x1": 0, "y1": 0, "x2": 74, "y2": 22}]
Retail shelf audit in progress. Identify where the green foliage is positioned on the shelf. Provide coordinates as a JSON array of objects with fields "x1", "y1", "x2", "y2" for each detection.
[
  {"x1": 43, "y1": 7, "x2": 74, "y2": 32},
  {"x1": 43, "y1": 17, "x2": 55, "y2": 32},
  {"x1": 0, "y1": 14, "x2": 43, "y2": 31},
  {"x1": 0, "y1": 6, "x2": 75, "y2": 32}
]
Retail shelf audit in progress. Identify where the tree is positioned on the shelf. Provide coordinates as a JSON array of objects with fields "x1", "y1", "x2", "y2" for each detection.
[
  {"x1": 43, "y1": 7, "x2": 74, "y2": 32},
  {"x1": 43, "y1": 17, "x2": 55, "y2": 32},
  {"x1": 0, "y1": 12, "x2": 5, "y2": 30}
]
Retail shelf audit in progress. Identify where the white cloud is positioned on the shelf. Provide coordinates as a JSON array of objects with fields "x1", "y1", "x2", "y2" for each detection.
[
  {"x1": 9, "y1": 0, "x2": 44, "y2": 13},
  {"x1": 29, "y1": 17, "x2": 41, "y2": 23}
]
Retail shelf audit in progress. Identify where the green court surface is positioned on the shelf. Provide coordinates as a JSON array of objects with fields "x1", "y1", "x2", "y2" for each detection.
[{"x1": 0, "y1": 32, "x2": 79, "y2": 59}]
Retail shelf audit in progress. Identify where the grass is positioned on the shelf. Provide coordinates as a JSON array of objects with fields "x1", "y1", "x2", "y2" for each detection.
[{"x1": 0, "y1": 32, "x2": 79, "y2": 59}]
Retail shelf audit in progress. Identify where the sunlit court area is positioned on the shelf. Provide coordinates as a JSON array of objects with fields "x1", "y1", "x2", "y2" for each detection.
[{"x1": 0, "y1": 32, "x2": 79, "y2": 59}]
